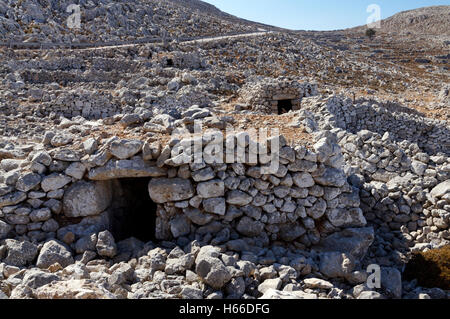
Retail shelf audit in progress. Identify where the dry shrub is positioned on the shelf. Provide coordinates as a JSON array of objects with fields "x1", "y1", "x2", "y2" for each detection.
[{"x1": 403, "y1": 245, "x2": 450, "y2": 290}]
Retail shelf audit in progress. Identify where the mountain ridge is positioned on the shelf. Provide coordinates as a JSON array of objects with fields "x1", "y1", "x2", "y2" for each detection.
[{"x1": 350, "y1": 5, "x2": 450, "y2": 36}]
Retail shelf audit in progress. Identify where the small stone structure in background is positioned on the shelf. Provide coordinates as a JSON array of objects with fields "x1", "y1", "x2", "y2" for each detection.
[{"x1": 238, "y1": 77, "x2": 318, "y2": 114}]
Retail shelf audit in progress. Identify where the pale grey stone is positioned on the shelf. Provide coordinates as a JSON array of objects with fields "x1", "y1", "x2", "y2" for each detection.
[
  {"x1": 191, "y1": 167, "x2": 215, "y2": 182},
  {"x1": 89, "y1": 158, "x2": 166, "y2": 180},
  {"x1": 184, "y1": 207, "x2": 214, "y2": 225},
  {"x1": 83, "y1": 138, "x2": 98, "y2": 155},
  {"x1": 197, "y1": 180, "x2": 225, "y2": 198},
  {"x1": 326, "y1": 207, "x2": 366, "y2": 227},
  {"x1": 15, "y1": 173, "x2": 41, "y2": 192},
  {"x1": 32, "y1": 152, "x2": 52, "y2": 166},
  {"x1": 258, "y1": 278, "x2": 282, "y2": 294},
  {"x1": 22, "y1": 269, "x2": 59, "y2": 289},
  {"x1": 170, "y1": 215, "x2": 191, "y2": 238},
  {"x1": 303, "y1": 278, "x2": 334, "y2": 289},
  {"x1": 3, "y1": 239, "x2": 39, "y2": 267},
  {"x1": 37, "y1": 240, "x2": 74, "y2": 269},
  {"x1": 306, "y1": 198, "x2": 327, "y2": 219},
  {"x1": 30, "y1": 208, "x2": 52, "y2": 222},
  {"x1": 313, "y1": 227, "x2": 374, "y2": 261},
  {"x1": 65, "y1": 162, "x2": 86, "y2": 180},
  {"x1": 0, "y1": 220, "x2": 12, "y2": 239},
  {"x1": 430, "y1": 180, "x2": 450, "y2": 198},
  {"x1": 357, "y1": 291, "x2": 384, "y2": 299},
  {"x1": 96, "y1": 230, "x2": 117, "y2": 258},
  {"x1": 226, "y1": 190, "x2": 253, "y2": 206},
  {"x1": 148, "y1": 178, "x2": 194, "y2": 204},
  {"x1": 109, "y1": 139, "x2": 143, "y2": 160},
  {"x1": 236, "y1": 216, "x2": 264, "y2": 237},
  {"x1": 0, "y1": 191, "x2": 27, "y2": 208},
  {"x1": 319, "y1": 252, "x2": 354, "y2": 278},
  {"x1": 195, "y1": 251, "x2": 231, "y2": 289},
  {"x1": 381, "y1": 267, "x2": 402, "y2": 299},
  {"x1": 313, "y1": 168, "x2": 346, "y2": 187},
  {"x1": 63, "y1": 181, "x2": 112, "y2": 218},
  {"x1": 41, "y1": 173, "x2": 71, "y2": 192},
  {"x1": 260, "y1": 289, "x2": 318, "y2": 299},
  {"x1": 203, "y1": 197, "x2": 226, "y2": 216}
]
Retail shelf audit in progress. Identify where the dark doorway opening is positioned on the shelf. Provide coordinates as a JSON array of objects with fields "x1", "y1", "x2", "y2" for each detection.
[
  {"x1": 166, "y1": 58, "x2": 174, "y2": 67},
  {"x1": 110, "y1": 178, "x2": 157, "y2": 242},
  {"x1": 277, "y1": 99, "x2": 293, "y2": 114}
]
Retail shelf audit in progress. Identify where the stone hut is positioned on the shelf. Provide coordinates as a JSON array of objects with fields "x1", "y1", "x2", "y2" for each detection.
[
  {"x1": 238, "y1": 77, "x2": 318, "y2": 114},
  {"x1": 0, "y1": 132, "x2": 367, "y2": 250}
]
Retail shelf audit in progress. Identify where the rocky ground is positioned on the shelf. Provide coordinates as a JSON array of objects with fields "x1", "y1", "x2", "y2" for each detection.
[
  {"x1": 0, "y1": 0, "x2": 275, "y2": 43},
  {"x1": 0, "y1": 1, "x2": 449, "y2": 300},
  {"x1": 351, "y1": 5, "x2": 450, "y2": 37}
]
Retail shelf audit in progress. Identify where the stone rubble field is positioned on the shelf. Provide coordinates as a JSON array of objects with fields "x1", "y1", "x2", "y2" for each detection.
[{"x1": 0, "y1": 1, "x2": 449, "y2": 300}]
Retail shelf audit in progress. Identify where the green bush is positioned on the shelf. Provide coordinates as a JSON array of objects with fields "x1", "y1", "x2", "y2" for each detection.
[{"x1": 365, "y1": 28, "x2": 376, "y2": 39}]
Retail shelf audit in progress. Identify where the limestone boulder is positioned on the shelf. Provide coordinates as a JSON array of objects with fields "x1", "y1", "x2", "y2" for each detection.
[
  {"x1": 109, "y1": 139, "x2": 143, "y2": 160},
  {"x1": 430, "y1": 180, "x2": 450, "y2": 199},
  {"x1": 226, "y1": 190, "x2": 253, "y2": 206},
  {"x1": 292, "y1": 172, "x2": 315, "y2": 188},
  {"x1": 202, "y1": 197, "x2": 226, "y2": 216},
  {"x1": 170, "y1": 215, "x2": 191, "y2": 238},
  {"x1": 15, "y1": 172, "x2": 41, "y2": 192},
  {"x1": 22, "y1": 269, "x2": 60, "y2": 289},
  {"x1": 258, "y1": 278, "x2": 282, "y2": 294},
  {"x1": 313, "y1": 137, "x2": 333, "y2": 162},
  {"x1": 41, "y1": 173, "x2": 72, "y2": 192},
  {"x1": 278, "y1": 223, "x2": 306, "y2": 241},
  {"x1": 236, "y1": 216, "x2": 264, "y2": 237},
  {"x1": 34, "y1": 279, "x2": 116, "y2": 299},
  {"x1": 65, "y1": 162, "x2": 87, "y2": 180},
  {"x1": 88, "y1": 158, "x2": 166, "y2": 180},
  {"x1": 313, "y1": 227, "x2": 374, "y2": 261},
  {"x1": 381, "y1": 267, "x2": 402, "y2": 299},
  {"x1": 36, "y1": 240, "x2": 74, "y2": 269},
  {"x1": 313, "y1": 168, "x2": 346, "y2": 187},
  {"x1": 96, "y1": 230, "x2": 117, "y2": 258},
  {"x1": 303, "y1": 278, "x2": 334, "y2": 289},
  {"x1": 148, "y1": 178, "x2": 194, "y2": 203},
  {"x1": 326, "y1": 208, "x2": 367, "y2": 227},
  {"x1": 183, "y1": 207, "x2": 214, "y2": 225},
  {"x1": 0, "y1": 220, "x2": 12, "y2": 239},
  {"x1": 197, "y1": 180, "x2": 225, "y2": 198},
  {"x1": 63, "y1": 181, "x2": 113, "y2": 218},
  {"x1": 357, "y1": 291, "x2": 384, "y2": 299},
  {"x1": 0, "y1": 191, "x2": 27, "y2": 208},
  {"x1": 3, "y1": 239, "x2": 39, "y2": 267},
  {"x1": 260, "y1": 289, "x2": 318, "y2": 299},
  {"x1": 411, "y1": 160, "x2": 427, "y2": 176},
  {"x1": 30, "y1": 208, "x2": 52, "y2": 222},
  {"x1": 319, "y1": 252, "x2": 354, "y2": 278},
  {"x1": 195, "y1": 248, "x2": 231, "y2": 289}
]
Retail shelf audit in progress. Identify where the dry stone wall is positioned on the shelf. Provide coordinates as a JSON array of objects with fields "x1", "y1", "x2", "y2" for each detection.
[
  {"x1": 301, "y1": 95, "x2": 450, "y2": 155},
  {"x1": 292, "y1": 95, "x2": 450, "y2": 258},
  {"x1": 1, "y1": 48, "x2": 211, "y2": 121},
  {"x1": 337, "y1": 128, "x2": 450, "y2": 253},
  {"x1": 0, "y1": 131, "x2": 368, "y2": 253}
]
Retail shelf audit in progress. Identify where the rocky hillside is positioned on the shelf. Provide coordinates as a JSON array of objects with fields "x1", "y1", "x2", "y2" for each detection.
[
  {"x1": 167, "y1": 0, "x2": 280, "y2": 30},
  {"x1": 0, "y1": 0, "x2": 272, "y2": 43},
  {"x1": 0, "y1": 1, "x2": 449, "y2": 301},
  {"x1": 353, "y1": 5, "x2": 450, "y2": 36}
]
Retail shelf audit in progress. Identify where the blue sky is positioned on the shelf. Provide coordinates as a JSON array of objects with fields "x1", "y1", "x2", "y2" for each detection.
[{"x1": 203, "y1": 0, "x2": 449, "y2": 31}]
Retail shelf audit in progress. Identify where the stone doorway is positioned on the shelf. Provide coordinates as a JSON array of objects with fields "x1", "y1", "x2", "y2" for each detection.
[
  {"x1": 277, "y1": 99, "x2": 293, "y2": 114},
  {"x1": 109, "y1": 178, "x2": 157, "y2": 242}
]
